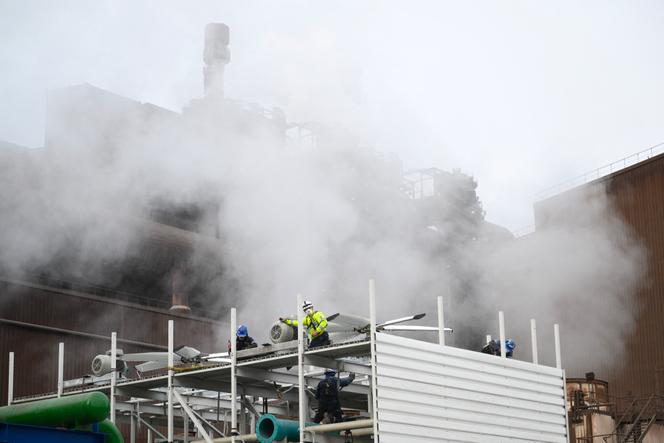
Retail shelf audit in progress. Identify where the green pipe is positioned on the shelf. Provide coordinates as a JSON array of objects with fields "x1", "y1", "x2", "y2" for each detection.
[
  {"x1": 256, "y1": 414, "x2": 315, "y2": 443},
  {"x1": 77, "y1": 420, "x2": 124, "y2": 443},
  {"x1": 0, "y1": 392, "x2": 109, "y2": 429}
]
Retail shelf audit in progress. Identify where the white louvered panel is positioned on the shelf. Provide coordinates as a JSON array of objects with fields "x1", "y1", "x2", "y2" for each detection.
[{"x1": 375, "y1": 333, "x2": 568, "y2": 443}]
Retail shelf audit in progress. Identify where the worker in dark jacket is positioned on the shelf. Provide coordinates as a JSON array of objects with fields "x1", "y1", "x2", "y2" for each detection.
[
  {"x1": 481, "y1": 339, "x2": 515, "y2": 358},
  {"x1": 228, "y1": 325, "x2": 258, "y2": 353},
  {"x1": 313, "y1": 369, "x2": 355, "y2": 423}
]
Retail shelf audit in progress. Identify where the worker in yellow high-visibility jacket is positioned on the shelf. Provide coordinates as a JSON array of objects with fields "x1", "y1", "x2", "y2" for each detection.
[{"x1": 280, "y1": 300, "x2": 330, "y2": 348}]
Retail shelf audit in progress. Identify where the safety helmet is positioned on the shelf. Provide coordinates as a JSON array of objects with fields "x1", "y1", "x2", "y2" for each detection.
[
  {"x1": 302, "y1": 300, "x2": 314, "y2": 312},
  {"x1": 505, "y1": 339, "x2": 515, "y2": 351},
  {"x1": 324, "y1": 368, "x2": 336, "y2": 377},
  {"x1": 237, "y1": 325, "x2": 248, "y2": 338}
]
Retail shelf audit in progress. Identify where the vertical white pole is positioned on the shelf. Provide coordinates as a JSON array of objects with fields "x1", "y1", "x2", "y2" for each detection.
[
  {"x1": 130, "y1": 404, "x2": 136, "y2": 443},
  {"x1": 57, "y1": 342, "x2": 64, "y2": 397},
  {"x1": 554, "y1": 323, "x2": 562, "y2": 369},
  {"x1": 530, "y1": 319, "x2": 539, "y2": 365},
  {"x1": 498, "y1": 311, "x2": 506, "y2": 359},
  {"x1": 147, "y1": 428, "x2": 153, "y2": 443},
  {"x1": 369, "y1": 279, "x2": 379, "y2": 442},
  {"x1": 110, "y1": 332, "x2": 117, "y2": 423},
  {"x1": 182, "y1": 407, "x2": 189, "y2": 443},
  {"x1": 7, "y1": 352, "x2": 14, "y2": 406},
  {"x1": 485, "y1": 334, "x2": 492, "y2": 344},
  {"x1": 231, "y1": 308, "x2": 237, "y2": 442},
  {"x1": 297, "y1": 294, "x2": 305, "y2": 443},
  {"x1": 437, "y1": 295, "x2": 445, "y2": 346},
  {"x1": 168, "y1": 320, "x2": 174, "y2": 443}
]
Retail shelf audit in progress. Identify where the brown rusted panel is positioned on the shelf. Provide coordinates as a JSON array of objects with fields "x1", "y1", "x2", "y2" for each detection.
[
  {"x1": 0, "y1": 280, "x2": 225, "y2": 404},
  {"x1": 535, "y1": 153, "x2": 664, "y2": 407}
]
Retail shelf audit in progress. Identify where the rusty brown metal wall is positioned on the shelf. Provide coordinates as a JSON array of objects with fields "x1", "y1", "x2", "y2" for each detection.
[
  {"x1": 535, "y1": 153, "x2": 664, "y2": 405},
  {"x1": 0, "y1": 278, "x2": 225, "y2": 402}
]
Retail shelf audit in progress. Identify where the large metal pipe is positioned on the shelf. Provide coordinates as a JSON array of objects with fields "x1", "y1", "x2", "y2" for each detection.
[
  {"x1": 0, "y1": 392, "x2": 109, "y2": 428},
  {"x1": 255, "y1": 414, "x2": 315, "y2": 443}
]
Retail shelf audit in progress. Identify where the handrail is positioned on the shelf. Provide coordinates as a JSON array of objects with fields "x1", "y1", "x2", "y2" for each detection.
[{"x1": 536, "y1": 141, "x2": 664, "y2": 201}]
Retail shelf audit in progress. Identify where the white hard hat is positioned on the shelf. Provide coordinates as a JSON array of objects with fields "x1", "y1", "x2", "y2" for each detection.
[{"x1": 302, "y1": 300, "x2": 314, "y2": 312}]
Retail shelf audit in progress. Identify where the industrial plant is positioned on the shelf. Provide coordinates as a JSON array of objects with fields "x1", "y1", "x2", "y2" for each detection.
[{"x1": 1, "y1": 18, "x2": 663, "y2": 443}]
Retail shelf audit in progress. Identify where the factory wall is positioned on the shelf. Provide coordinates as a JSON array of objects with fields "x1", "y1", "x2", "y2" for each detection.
[
  {"x1": 534, "y1": 153, "x2": 664, "y2": 406},
  {"x1": 375, "y1": 333, "x2": 568, "y2": 442},
  {"x1": 0, "y1": 278, "x2": 225, "y2": 403}
]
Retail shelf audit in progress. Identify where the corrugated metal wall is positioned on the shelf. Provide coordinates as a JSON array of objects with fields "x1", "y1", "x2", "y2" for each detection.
[
  {"x1": 534, "y1": 153, "x2": 664, "y2": 406},
  {"x1": 375, "y1": 333, "x2": 568, "y2": 442},
  {"x1": 0, "y1": 278, "x2": 225, "y2": 442}
]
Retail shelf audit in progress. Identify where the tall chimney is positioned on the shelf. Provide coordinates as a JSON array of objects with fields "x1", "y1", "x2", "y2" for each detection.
[
  {"x1": 203, "y1": 23, "x2": 230, "y2": 97},
  {"x1": 169, "y1": 267, "x2": 191, "y2": 314}
]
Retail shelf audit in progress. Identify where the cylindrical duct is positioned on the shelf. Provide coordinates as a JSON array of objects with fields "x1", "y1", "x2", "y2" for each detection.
[{"x1": 0, "y1": 392, "x2": 109, "y2": 429}]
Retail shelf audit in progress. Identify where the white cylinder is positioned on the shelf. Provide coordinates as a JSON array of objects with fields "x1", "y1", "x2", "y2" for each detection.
[
  {"x1": 8, "y1": 352, "x2": 14, "y2": 406},
  {"x1": 231, "y1": 308, "x2": 237, "y2": 442},
  {"x1": 498, "y1": 311, "x2": 506, "y2": 359},
  {"x1": 554, "y1": 323, "x2": 562, "y2": 369},
  {"x1": 485, "y1": 334, "x2": 492, "y2": 344},
  {"x1": 168, "y1": 320, "x2": 174, "y2": 442},
  {"x1": 437, "y1": 295, "x2": 445, "y2": 346},
  {"x1": 57, "y1": 343, "x2": 64, "y2": 397},
  {"x1": 110, "y1": 332, "x2": 117, "y2": 424},
  {"x1": 297, "y1": 294, "x2": 305, "y2": 443},
  {"x1": 369, "y1": 279, "x2": 379, "y2": 441},
  {"x1": 530, "y1": 319, "x2": 539, "y2": 365}
]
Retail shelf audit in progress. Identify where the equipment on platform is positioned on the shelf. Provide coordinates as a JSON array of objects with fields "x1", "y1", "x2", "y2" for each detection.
[
  {"x1": 269, "y1": 312, "x2": 453, "y2": 344},
  {"x1": 91, "y1": 345, "x2": 209, "y2": 377}
]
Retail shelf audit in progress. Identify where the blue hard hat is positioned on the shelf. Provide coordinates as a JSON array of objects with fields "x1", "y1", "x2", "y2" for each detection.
[
  {"x1": 505, "y1": 339, "x2": 515, "y2": 351},
  {"x1": 324, "y1": 369, "x2": 336, "y2": 377},
  {"x1": 237, "y1": 325, "x2": 248, "y2": 337}
]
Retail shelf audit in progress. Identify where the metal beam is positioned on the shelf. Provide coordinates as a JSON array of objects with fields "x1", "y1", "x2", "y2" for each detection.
[{"x1": 174, "y1": 390, "x2": 214, "y2": 443}]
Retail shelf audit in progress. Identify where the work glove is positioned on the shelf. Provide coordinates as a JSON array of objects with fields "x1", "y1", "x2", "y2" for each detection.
[
  {"x1": 279, "y1": 317, "x2": 285, "y2": 323},
  {"x1": 349, "y1": 372, "x2": 356, "y2": 381}
]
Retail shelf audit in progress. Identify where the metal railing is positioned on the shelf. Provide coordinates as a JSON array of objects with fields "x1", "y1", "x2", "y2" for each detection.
[{"x1": 536, "y1": 141, "x2": 664, "y2": 202}]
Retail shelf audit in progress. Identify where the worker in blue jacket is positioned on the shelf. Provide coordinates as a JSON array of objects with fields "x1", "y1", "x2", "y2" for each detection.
[{"x1": 313, "y1": 369, "x2": 355, "y2": 423}]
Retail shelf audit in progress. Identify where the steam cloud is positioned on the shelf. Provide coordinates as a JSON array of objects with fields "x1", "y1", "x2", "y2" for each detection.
[{"x1": 0, "y1": 27, "x2": 646, "y2": 379}]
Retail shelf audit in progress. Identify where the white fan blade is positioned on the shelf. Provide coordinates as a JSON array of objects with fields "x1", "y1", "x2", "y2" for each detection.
[
  {"x1": 382, "y1": 325, "x2": 453, "y2": 332},
  {"x1": 376, "y1": 313, "x2": 426, "y2": 329}
]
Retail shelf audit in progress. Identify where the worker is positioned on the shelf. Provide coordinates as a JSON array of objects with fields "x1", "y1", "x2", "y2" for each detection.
[
  {"x1": 280, "y1": 300, "x2": 330, "y2": 348},
  {"x1": 481, "y1": 338, "x2": 515, "y2": 358},
  {"x1": 228, "y1": 325, "x2": 258, "y2": 353},
  {"x1": 313, "y1": 369, "x2": 355, "y2": 423}
]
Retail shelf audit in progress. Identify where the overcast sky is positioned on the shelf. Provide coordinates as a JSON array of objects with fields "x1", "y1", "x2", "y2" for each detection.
[{"x1": 1, "y1": 0, "x2": 663, "y2": 230}]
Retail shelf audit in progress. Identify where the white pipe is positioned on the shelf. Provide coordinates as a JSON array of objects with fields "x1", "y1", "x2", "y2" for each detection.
[
  {"x1": 183, "y1": 406, "x2": 189, "y2": 443},
  {"x1": 498, "y1": 311, "x2": 506, "y2": 359},
  {"x1": 7, "y1": 352, "x2": 14, "y2": 406},
  {"x1": 530, "y1": 319, "x2": 539, "y2": 365},
  {"x1": 369, "y1": 279, "x2": 379, "y2": 442},
  {"x1": 305, "y1": 418, "x2": 374, "y2": 433},
  {"x1": 57, "y1": 342, "x2": 64, "y2": 397},
  {"x1": 297, "y1": 294, "x2": 305, "y2": 443},
  {"x1": 231, "y1": 307, "x2": 237, "y2": 442},
  {"x1": 554, "y1": 323, "x2": 562, "y2": 369},
  {"x1": 147, "y1": 428, "x2": 152, "y2": 443},
  {"x1": 168, "y1": 320, "x2": 174, "y2": 443},
  {"x1": 192, "y1": 434, "x2": 258, "y2": 443},
  {"x1": 437, "y1": 295, "x2": 445, "y2": 346},
  {"x1": 110, "y1": 332, "x2": 117, "y2": 423},
  {"x1": 485, "y1": 334, "x2": 492, "y2": 344},
  {"x1": 130, "y1": 404, "x2": 136, "y2": 443}
]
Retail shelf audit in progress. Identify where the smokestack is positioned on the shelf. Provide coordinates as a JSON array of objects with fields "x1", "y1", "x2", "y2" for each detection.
[
  {"x1": 169, "y1": 267, "x2": 191, "y2": 314},
  {"x1": 203, "y1": 23, "x2": 230, "y2": 97}
]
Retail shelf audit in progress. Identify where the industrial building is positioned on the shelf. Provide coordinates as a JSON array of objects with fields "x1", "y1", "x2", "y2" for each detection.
[
  {"x1": 1, "y1": 20, "x2": 662, "y2": 443},
  {"x1": 535, "y1": 147, "x2": 664, "y2": 442}
]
